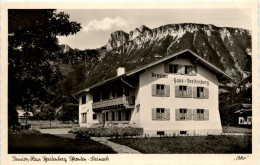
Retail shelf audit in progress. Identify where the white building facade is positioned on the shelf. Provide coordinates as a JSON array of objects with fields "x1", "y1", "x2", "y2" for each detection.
[{"x1": 76, "y1": 50, "x2": 232, "y2": 136}]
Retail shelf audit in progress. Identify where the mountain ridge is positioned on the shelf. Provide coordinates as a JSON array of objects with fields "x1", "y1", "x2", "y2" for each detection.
[{"x1": 60, "y1": 23, "x2": 251, "y2": 92}]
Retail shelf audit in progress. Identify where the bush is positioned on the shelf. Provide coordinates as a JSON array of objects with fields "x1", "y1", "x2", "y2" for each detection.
[
  {"x1": 9, "y1": 129, "x2": 41, "y2": 136},
  {"x1": 71, "y1": 127, "x2": 143, "y2": 139}
]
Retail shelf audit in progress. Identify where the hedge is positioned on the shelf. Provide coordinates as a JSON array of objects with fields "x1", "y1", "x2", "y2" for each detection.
[{"x1": 70, "y1": 127, "x2": 143, "y2": 139}]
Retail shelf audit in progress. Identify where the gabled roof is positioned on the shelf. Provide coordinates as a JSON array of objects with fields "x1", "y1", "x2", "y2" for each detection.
[
  {"x1": 75, "y1": 49, "x2": 233, "y2": 95},
  {"x1": 126, "y1": 49, "x2": 233, "y2": 80},
  {"x1": 17, "y1": 110, "x2": 33, "y2": 117}
]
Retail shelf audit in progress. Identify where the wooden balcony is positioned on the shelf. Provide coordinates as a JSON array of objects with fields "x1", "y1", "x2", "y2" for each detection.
[{"x1": 93, "y1": 96, "x2": 134, "y2": 110}]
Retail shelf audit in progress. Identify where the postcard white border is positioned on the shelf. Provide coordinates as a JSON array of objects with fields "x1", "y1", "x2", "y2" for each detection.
[{"x1": 1, "y1": 1, "x2": 258, "y2": 165}]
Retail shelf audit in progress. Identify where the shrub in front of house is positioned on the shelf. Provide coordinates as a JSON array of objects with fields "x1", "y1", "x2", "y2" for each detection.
[{"x1": 71, "y1": 127, "x2": 143, "y2": 139}]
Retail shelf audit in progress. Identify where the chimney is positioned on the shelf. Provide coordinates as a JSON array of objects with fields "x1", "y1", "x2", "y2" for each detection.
[{"x1": 117, "y1": 67, "x2": 125, "y2": 76}]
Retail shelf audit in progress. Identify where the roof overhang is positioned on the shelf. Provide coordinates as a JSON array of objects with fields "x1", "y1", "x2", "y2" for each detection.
[{"x1": 75, "y1": 49, "x2": 234, "y2": 95}]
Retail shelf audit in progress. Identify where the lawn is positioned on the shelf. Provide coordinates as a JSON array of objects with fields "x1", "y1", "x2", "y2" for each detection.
[
  {"x1": 9, "y1": 132, "x2": 116, "y2": 154},
  {"x1": 110, "y1": 135, "x2": 252, "y2": 154},
  {"x1": 222, "y1": 126, "x2": 252, "y2": 134}
]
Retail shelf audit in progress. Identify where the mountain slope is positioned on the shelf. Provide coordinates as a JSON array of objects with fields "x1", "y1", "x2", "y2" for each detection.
[{"x1": 60, "y1": 23, "x2": 251, "y2": 91}]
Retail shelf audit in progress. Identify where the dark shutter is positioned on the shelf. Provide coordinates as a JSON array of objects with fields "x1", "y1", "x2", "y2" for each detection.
[
  {"x1": 152, "y1": 84, "x2": 157, "y2": 96},
  {"x1": 204, "y1": 109, "x2": 209, "y2": 120},
  {"x1": 165, "y1": 85, "x2": 170, "y2": 97},
  {"x1": 164, "y1": 63, "x2": 169, "y2": 73},
  {"x1": 187, "y1": 109, "x2": 192, "y2": 120},
  {"x1": 193, "y1": 109, "x2": 198, "y2": 120},
  {"x1": 175, "y1": 109, "x2": 179, "y2": 120},
  {"x1": 166, "y1": 109, "x2": 170, "y2": 120},
  {"x1": 188, "y1": 86, "x2": 192, "y2": 98},
  {"x1": 175, "y1": 86, "x2": 179, "y2": 98},
  {"x1": 204, "y1": 88, "x2": 209, "y2": 99},
  {"x1": 193, "y1": 87, "x2": 197, "y2": 98},
  {"x1": 152, "y1": 108, "x2": 156, "y2": 120}
]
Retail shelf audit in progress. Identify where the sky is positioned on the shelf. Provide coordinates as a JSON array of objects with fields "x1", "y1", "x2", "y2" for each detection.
[{"x1": 57, "y1": 9, "x2": 251, "y2": 50}]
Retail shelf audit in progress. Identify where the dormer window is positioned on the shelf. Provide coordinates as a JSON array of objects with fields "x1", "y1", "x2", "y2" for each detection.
[
  {"x1": 166, "y1": 64, "x2": 197, "y2": 75},
  {"x1": 81, "y1": 95, "x2": 86, "y2": 104}
]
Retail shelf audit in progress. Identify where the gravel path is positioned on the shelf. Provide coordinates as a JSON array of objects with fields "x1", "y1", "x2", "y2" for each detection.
[
  {"x1": 38, "y1": 128, "x2": 141, "y2": 154},
  {"x1": 91, "y1": 137, "x2": 141, "y2": 154},
  {"x1": 38, "y1": 128, "x2": 72, "y2": 134}
]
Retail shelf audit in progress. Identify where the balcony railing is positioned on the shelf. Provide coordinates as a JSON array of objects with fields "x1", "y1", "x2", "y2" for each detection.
[{"x1": 93, "y1": 96, "x2": 134, "y2": 110}]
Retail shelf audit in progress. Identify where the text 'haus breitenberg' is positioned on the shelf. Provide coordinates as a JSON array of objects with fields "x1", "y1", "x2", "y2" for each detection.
[{"x1": 75, "y1": 49, "x2": 232, "y2": 136}]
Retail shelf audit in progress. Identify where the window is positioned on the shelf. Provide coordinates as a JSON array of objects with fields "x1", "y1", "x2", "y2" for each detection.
[
  {"x1": 156, "y1": 84, "x2": 165, "y2": 96},
  {"x1": 175, "y1": 85, "x2": 192, "y2": 98},
  {"x1": 193, "y1": 87, "x2": 209, "y2": 99},
  {"x1": 185, "y1": 65, "x2": 193, "y2": 74},
  {"x1": 125, "y1": 110, "x2": 131, "y2": 121},
  {"x1": 179, "y1": 86, "x2": 188, "y2": 97},
  {"x1": 179, "y1": 109, "x2": 187, "y2": 119},
  {"x1": 112, "y1": 90, "x2": 116, "y2": 98},
  {"x1": 81, "y1": 113, "x2": 87, "y2": 123},
  {"x1": 169, "y1": 64, "x2": 179, "y2": 73},
  {"x1": 176, "y1": 109, "x2": 192, "y2": 120},
  {"x1": 102, "y1": 92, "x2": 109, "y2": 100},
  {"x1": 240, "y1": 119, "x2": 243, "y2": 124},
  {"x1": 152, "y1": 108, "x2": 170, "y2": 120},
  {"x1": 93, "y1": 92, "x2": 101, "y2": 102},
  {"x1": 112, "y1": 111, "x2": 115, "y2": 121},
  {"x1": 93, "y1": 114, "x2": 97, "y2": 120},
  {"x1": 118, "y1": 111, "x2": 122, "y2": 121},
  {"x1": 180, "y1": 131, "x2": 187, "y2": 135},
  {"x1": 106, "y1": 112, "x2": 109, "y2": 121},
  {"x1": 248, "y1": 118, "x2": 252, "y2": 122},
  {"x1": 193, "y1": 109, "x2": 209, "y2": 120},
  {"x1": 197, "y1": 87, "x2": 205, "y2": 98},
  {"x1": 157, "y1": 131, "x2": 165, "y2": 136},
  {"x1": 81, "y1": 95, "x2": 86, "y2": 104},
  {"x1": 197, "y1": 109, "x2": 204, "y2": 120},
  {"x1": 168, "y1": 64, "x2": 196, "y2": 75},
  {"x1": 152, "y1": 84, "x2": 170, "y2": 97},
  {"x1": 156, "y1": 108, "x2": 165, "y2": 119},
  {"x1": 116, "y1": 86, "x2": 123, "y2": 97}
]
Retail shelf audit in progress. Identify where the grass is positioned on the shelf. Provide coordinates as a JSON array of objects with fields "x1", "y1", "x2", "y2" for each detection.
[
  {"x1": 222, "y1": 126, "x2": 252, "y2": 134},
  {"x1": 110, "y1": 135, "x2": 252, "y2": 154},
  {"x1": 9, "y1": 132, "x2": 116, "y2": 154}
]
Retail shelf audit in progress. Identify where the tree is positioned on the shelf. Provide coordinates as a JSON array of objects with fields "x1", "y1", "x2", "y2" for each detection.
[
  {"x1": 8, "y1": 10, "x2": 81, "y2": 127},
  {"x1": 56, "y1": 104, "x2": 78, "y2": 122}
]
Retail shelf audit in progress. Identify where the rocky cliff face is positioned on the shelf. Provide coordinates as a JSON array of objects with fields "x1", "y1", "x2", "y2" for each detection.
[
  {"x1": 105, "y1": 24, "x2": 251, "y2": 81},
  {"x1": 60, "y1": 23, "x2": 251, "y2": 89}
]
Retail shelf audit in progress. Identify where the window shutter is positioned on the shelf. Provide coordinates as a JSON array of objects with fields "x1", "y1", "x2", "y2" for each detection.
[
  {"x1": 152, "y1": 84, "x2": 157, "y2": 96},
  {"x1": 179, "y1": 65, "x2": 185, "y2": 74},
  {"x1": 166, "y1": 108, "x2": 170, "y2": 120},
  {"x1": 164, "y1": 63, "x2": 169, "y2": 73},
  {"x1": 165, "y1": 85, "x2": 170, "y2": 97},
  {"x1": 193, "y1": 87, "x2": 197, "y2": 98},
  {"x1": 152, "y1": 108, "x2": 156, "y2": 120},
  {"x1": 187, "y1": 109, "x2": 192, "y2": 120},
  {"x1": 175, "y1": 86, "x2": 179, "y2": 98},
  {"x1": 204, "y1": 109, "x2": 209, "y2": 120},
  {"x1": 193, "y1": 109, "x2": 198, "y2": 120},
  {"x1": 188, "y1": 86, "x2": 192, "y2": 98},
  {"x1": 175, "y1": 109, "x2": 179, "y2": 120},
  {"x1": 204, "y1": 88, "x2": 209, "y2": 99}
]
